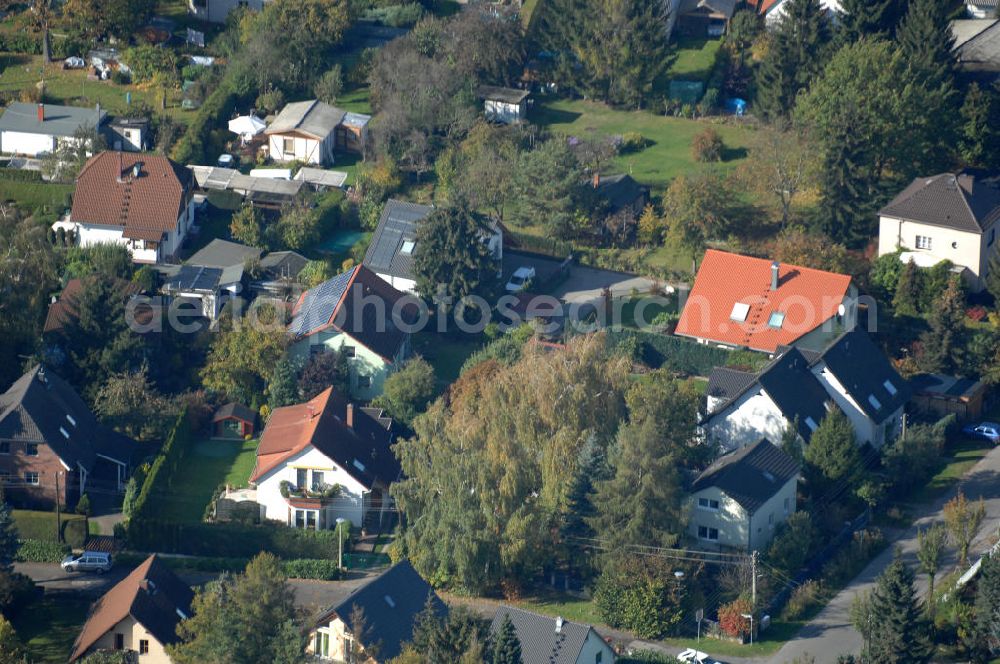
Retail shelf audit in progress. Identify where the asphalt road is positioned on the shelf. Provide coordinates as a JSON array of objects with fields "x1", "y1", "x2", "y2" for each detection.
[{"x1": 772, "y1": 442, "x2": 1000, "y2": 663}]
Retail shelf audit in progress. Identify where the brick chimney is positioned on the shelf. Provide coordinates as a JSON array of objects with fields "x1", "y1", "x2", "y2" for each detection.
[
  {"x1": 37, "y1": 103, "x2": 44, "y2": 123},
  {"x1": 346, "y1": 402, "x2": 354, "y2": 429}
]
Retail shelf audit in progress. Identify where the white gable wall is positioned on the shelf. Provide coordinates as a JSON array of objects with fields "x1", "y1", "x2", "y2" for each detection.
[
  {"x1": 576, "y1": 628, "x2": 615, "y2": 664},
  {"x1": 878, "y1": 214, "x2": 992, "y2": 291},
  {"x1": 689, "y1": 477, "x2": 798, "y2": 552},
  {"x1": 703, "y1": 388, "x2": 788, "y2": 453},
  {"x1": 1, "y1": 131, "x2": 57, "y2": 156},
  {"x1": 811, "y1": 361, "x2": 902, "y2": 448}
]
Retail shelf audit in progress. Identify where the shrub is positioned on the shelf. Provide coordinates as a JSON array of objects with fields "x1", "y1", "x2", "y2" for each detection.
[
  {"x1": 314, "y1": 65, "x2": 344, "y2": 105},
  {"x1": 282, "y1": 558, "x2": 342, "y2": 580},
  {"x1": 593, "y1": 556, "x2": 687, "y2": 639},
  {"x1": 364, "y1": 3, "x2": 425, "y2": 27},
  {"x1": 701, "y1": 87, "x2": 720, "y2": 111},
  {"x1": 692, "y1": 127, "x2": 724, "y2": 162},
  {"x1": 126, "y1": 519, "x2": 347, "y2": 559},
  {"x1": 127, "y1": 410, "x2": 192, "y2": 524},
  {"x1": 75, "y1": 494, "x2": 91, "y2": 517},
  {"x1": 822, "y1": 528, "x2": 886, "y2": 587},
  {"x1": 717, "y1": 596, "x2": 752, "y2": 639},
  {"x1": 620, "y1": 132, "x2": 647, "y2": 153},
  {"x1": 172, "y1": 80, "x2": 239, "y2": 165},
  {"x1": 781, "y1": 580, "x2": 823, "y2": 621},
  {"x1": 256, "y1": 88, "x2": 286, "y2": 115},
  {"x1": 123, "y1": 45, "x2": 178, "y2": 84},
  {"x1": 16, "y1": 539, "x2": 70, "y2": 563},
  {"x1": 605, "y1": 329, "x2": 762, "y2": 376}
]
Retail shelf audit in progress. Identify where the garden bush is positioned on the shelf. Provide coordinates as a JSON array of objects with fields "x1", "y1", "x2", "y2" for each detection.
[
  {"x1": 127, "y1": 410, "x2": 192, "y2": 524},
  {"x1": 282, "y1": 558, "x2": 342, "y2": 580},
  {"x1": 692, "y1": 127, "x2": 724, "y2": 162},
  {"x1": 123, "y1": 45, "x2": 178, "y2": 84},
  {"x1": 606, "y1": 329, "x2": 749, "y2": 376},
  {"x1": 0, "y1": 169, "x2": 44, "y2": 183},
  {"x1": 781, "y1": 579, "x2": 823, "y2": 621},
  {"x1": 114, "y1": 552, "x2": 342, "y2": 579},
  {"x1": 822, "y1": 528, "x2": 886, "y2": 587},
  {"x1": 16, "y1": 539, "x2": 70, "y2": 563},
  {"x1": 126, "y1": 519, "x2": 345, "y2": 559}
]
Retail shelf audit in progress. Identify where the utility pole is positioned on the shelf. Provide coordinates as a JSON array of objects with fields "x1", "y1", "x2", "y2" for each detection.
[
  {"x1": 901, "y1": 413, "x2": 908, "y2": 441},
  {"x1": 54, "y1": 472, "x2": 61, "y2": 543},
  {"x1": 751, "y1": 550, "x2": 758, "y2": 609}
]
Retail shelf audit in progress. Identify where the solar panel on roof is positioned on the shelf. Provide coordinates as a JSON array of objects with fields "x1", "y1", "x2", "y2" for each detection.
[
  {"x1": 290, "y1": 268, "x2": 354, "y2": 336},
  {"x1": 369, "y1": 228, "x2": 402, "y2": 270}
]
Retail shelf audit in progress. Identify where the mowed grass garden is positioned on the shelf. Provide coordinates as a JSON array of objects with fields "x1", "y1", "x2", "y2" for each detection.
[
  {"x1": 153, "y1": 438, "x2": 257, "y2": 523},
  {"x1": 12, "y1": 593, "x2": 91, "y2": 663}
]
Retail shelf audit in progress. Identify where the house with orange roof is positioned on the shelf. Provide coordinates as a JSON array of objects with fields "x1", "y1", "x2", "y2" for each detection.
[
  {"x1": 674, "y1": 249, "x2": 858, "y2": 355},
  {"x1": 250, "y1": 386, "x2": 398, "y2": 531},
  {"x1": 288, "y1": 264, "x2": 415, "y2": 400},
  {"x1": 70, "y1": 554, "x2": 193, "y2": 663},
  {"x1": 66, "y1": 151, "x2": 195, "y2": 264}
]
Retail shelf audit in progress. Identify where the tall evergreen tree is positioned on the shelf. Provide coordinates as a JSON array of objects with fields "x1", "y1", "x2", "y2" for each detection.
[
  {"x1": 803, "y1": 408, "x2": 860, "y2": 496},
  {"x1": 413, "y1": 199, "x2": 501, "y2": 303},
  {"x1": 0, "y1": 499, "x2": 18, "y2": 575},
  {"x1": 866, "y1": 552, "x2": 932, "y2": 663},
  {"x1": 817, "y1": 129, "x2": 875, "y2": 245},
  {"x1": 972, "y1": 552, "x2": 1000, "y2": 660},
  {"x1": 892, "y1": 259, "x2": 922, "y2": 316},
  {"x1": 960, "y1": 83, "x2": 1000, "y2": 169},
  {"x1": 919, "y1": 277, "x2": 966, "y2": 374},
  {"x1": 986, "y1": 249, "x2": 1000, "y2": 302},
  {"x1": 490, "y1": 614, "x2": 523, "y2": 664},
  {"x1": 754, "y1": 0, "x2": 832, "y2": 119},
  {"x1": 838, "y1": 0, "x2": 906, "y2": 41}
]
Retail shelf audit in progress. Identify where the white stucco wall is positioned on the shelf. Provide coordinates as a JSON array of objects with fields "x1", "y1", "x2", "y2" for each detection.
[
  {"x1": 810, "y1": 361, "x2": 902, "y2": 448},
  {"x1": 703, "y1": 389, "x2": 788, "y2": 453},
  {"x1": 878, "y1": 214, "x2": 995, "y2": 290},
  {"x1": 577, "y1": 628, "x2": 615, "y2": 664},
  {"x1": 86, "y1": 615, "x2": 173, "y2": 664},
  {"x1": 376, "y1": 273, "x2": 417, "y2": 294},
  {"x1": 689, "y1": 476, "x2": 798, "y2": 552},
  {"x1": 1, "y1": 131, "x2": 57, "y2": 156},
  {"x1": 256, "y1": 445, "x2": 370, "y2": 528},
  {"x1": 268, "y1": 132, "x2": 334, "y2": 166},
  {"x1": 73, "y1": 197, "x2": 192, "y2": 264},
  {"x1": 290, "y1": 330, "x2": 405, "y2": 401}
]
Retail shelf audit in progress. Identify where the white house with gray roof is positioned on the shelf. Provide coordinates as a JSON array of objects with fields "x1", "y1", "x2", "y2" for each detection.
[
  {"x1": 264, "y1": 100, "x2": 370, "y2": 166},
  {"x1": 490, "y1": 606, "x2": 614, "y2": 664},
  {"x1": 878, "y1": 170, "x2": 1000, "y2": 291},
  {"x1": 0, "y1": 102, "x2": 107, "y2": 157}
]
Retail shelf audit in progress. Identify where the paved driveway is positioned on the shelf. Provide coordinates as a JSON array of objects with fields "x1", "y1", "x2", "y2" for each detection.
[
  {"x1": 503, "y1": 250, "x2": 661, "y2": 306},
  {"x1": 773, "y1": 443, "x2": 1000, "y2": 663}
]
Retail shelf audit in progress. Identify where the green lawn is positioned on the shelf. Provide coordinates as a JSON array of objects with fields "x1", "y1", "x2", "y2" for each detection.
[
  {"x1": 512, "y1": 591, "x2": 604, "y2": 626},
  {"x1": 337, "y1": 87, "x2": 373, "y2": 115},
  {"x1": 411, "y1": 330, "x2": 486, "y2": 385},
  {"x1": 533, "y1": 96, "x2": 753, "y2": 188},
  {"x1": 13, "y1": 593, "x2": 91, "y2": 663},
  {"x1": 0, "y1": 179, "x2": 72, "y2": 211},
  {"x1": 910, "y1": 437, "x2": 992, "y2": 504},
  {"x1": 668, "y1": 37, "x2": 723, "y2": 81},
  {"x1": 155, "y1": 438, "x2": 258, "y2": 523}
]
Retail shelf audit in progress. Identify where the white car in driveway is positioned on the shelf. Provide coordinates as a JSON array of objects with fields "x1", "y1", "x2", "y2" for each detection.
[
  {"x1": 505, "y1": 266, "x2": 536, "y2": 293},
  {"x1": 677, "y1": 649, "x2": 726, "y2": 664}
]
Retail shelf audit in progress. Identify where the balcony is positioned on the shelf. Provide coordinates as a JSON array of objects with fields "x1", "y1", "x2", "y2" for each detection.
[{"x1": 280, "y1": 480, "x2": 342, "y2": 507}]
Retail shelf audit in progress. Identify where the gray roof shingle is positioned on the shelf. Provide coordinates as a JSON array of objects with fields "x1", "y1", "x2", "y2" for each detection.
[
  {"x1": 186, "y1": 239, "x2": 262, "y2": 269},
  {"x1": 755, "y1": 349, "x2": 832, "y2": 441},
  {"x1": 706, "y1": 367, "x2": 758, "y2": 405},
  {"x1": 362, "y1": 199, "x2": 434, "y2": 280},
  {"x1": 880, "y1": 170, "x2": 1000, "y2": 234},
  {"x1": 953, "y1": 19, "x2": 1000, "y2": 70},
  {"x1": 691, "y1": 439, "x2": 800, "y2": 513},
  {"x1": 489, "y1": 605, "x2": 605, "y2": 664},
  {"x1": 265, "y1": 100, "x2": 346, "y2": 139},
  {"x1": 0, "y1": 102, "x2": 106, "y2": 137},
  {"x1": 816, "y1": 330, "x2": 911, "y2": 424}
]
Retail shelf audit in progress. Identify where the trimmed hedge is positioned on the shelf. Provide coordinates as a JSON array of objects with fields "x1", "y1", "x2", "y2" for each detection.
[
  {"x1": 114, "y1": 552, "x2": 342, "y2": 580},
  {"x1": 16, "y1": 539, "x2": 71, "y2": 563},
  {"x1": 0, "y1": 168, "x2": 45, "y2": 183},
  {"x1": 606, "y1": 329, "x2": 768, "y2": 376},
  {"x1": 126, "y1": 519, "x2": 344, "y2": 559},
  {"x1": 281, "y1": 558, "x2": 342, "y2": 580},
  {"x1": 12, "y1": 510, "x2": 88, "y2": 548},
  {"x1": 128, "y1": 410, "x2": 192, "y2": 524},
  {"x1": 172, "y1": 81, "x2": 240, "y2": 165}
]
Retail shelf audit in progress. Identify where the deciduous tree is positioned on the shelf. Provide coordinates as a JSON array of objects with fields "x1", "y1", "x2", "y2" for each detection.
[
  {"x1": 944, "y1": 489, "x2": 986, "y2": 568},
  {"x1": 200, "y1": 308, "x2": 286, "y2": 406},
  {"x1": 916, "y1": 523, "x2": 947, "y2": 619},
  {"x1": 230, "y1": 204, "x2": 264, "y2": 248},
  {"x1": 297, "y1": 350, "x2": 349, "y2": 401},
  {"x1": 373, "y1": 357, "x2": 435, "y2": 427}
]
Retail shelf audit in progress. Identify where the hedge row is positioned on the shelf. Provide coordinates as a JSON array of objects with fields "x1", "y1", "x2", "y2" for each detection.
[
  {"x1": 171, "y1": 81, "x2": 240, "y2": 165},
  {"x1": 606, "y1": 329, "x2": 767, "y2": 376},
  {"x1": 16, "y1": 539, "x2": 71, "y2": 563},
  {"x1": 126, "y1": 519, "x2": 345, "y2": 559},
  {"x1": 128, "y1": 410, "x2": 191, "y2": 524},
  {"x1": 12, "y1": 510, "x2": 88, "y2": 548},
  {"x1": 115, "y1": 552, "x2": 342, "y2": 580},
  {"x1": 0, "y1": 168, "x2": 45, "y2": 183}
]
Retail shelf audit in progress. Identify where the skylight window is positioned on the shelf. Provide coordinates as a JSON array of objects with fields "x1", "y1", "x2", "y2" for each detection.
[
  {"x1": 59, "y1": 427, "x2": 70, "y2": 439},
  {"x1": 730, "y1": 302, "x2": 750, "y2": 322},
  {"x1": 868, "y1": 394, "x2": 882, "y2": 410},
  {"x1": 883, "y1": 380, "x2": 898, "y2": 396},
  {"x1": 65, "y1": 414, "x2": 76, "y2": 427},
  {"x1": 176, "y1": 609, "x2": 188, "y2": 620},
  {"x1": 353, "y1": 459, "x2": 367, "y2": 472},
  {"x1": 384, "y1": 595, "x2": 396, "y2": 608},
  {"x1": 400, "y1": 240, "x2": 415, "y2": 255},
  {"x1": 762, "y1": 471, "x2": 775, "y2": 483},
  {"x1": 768, "y1": 311, "x2": 785, "y2": 329},
  {"x1": 805, "y1": 417, "x2": 818, "y2": 432}
]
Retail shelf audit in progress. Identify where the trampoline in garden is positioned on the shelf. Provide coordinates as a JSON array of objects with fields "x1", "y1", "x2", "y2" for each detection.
[{"x1": 318, "y1": 229, "x2": 366, "y2": 254}]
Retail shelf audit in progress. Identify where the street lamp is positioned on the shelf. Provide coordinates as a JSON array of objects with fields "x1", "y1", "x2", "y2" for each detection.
[
  {"x1": 335, "y1": 517, "x2": 346, "y2": 571},
  {"x1": 741, "y1": 613, "x2": 754, "y2": 646},
  {"x1": 674, "y1": 570, "x2": 685, "y2": 580}
]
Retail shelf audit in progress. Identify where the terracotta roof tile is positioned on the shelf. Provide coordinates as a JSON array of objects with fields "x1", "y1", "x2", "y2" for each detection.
[
  {"x1": 675, "y1": 249, "x2": 852, "y2": 353},
  {"x1": 71, "y1": 151, "x2": 192, "y2": 242}
]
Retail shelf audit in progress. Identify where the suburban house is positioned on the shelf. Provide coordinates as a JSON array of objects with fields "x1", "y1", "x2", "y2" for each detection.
[
  {"x1": 265, "y1": 100, "x2": 370, "y2": 166},
  {"x1": 188, "y1": 0, "x2": 266, "y2": 22},
  {"x1": 688, "y1": 439, "x2": 800, "y2": 552},
  {"x1": 677, "y1": 0, "x2": 737, "y2": 35},
  {"x1": 107, "y1": 116, "x2": 149, "y2": 152},
  {"x1": 288, "y1": 265, "x2": 415, "y2": 399},
  {"x1": 307, "y1": 560, "x2": 446, "y2": 662},
  {"x1": 675, "y1": 249, "x2": 857, "y2": 355},
  {"x1": 704, "y1": 330, "x2": 910, "y2": 451},
  {"x1": 160, "y1": 239, "x2": 261, "y2": 321},
  {"x1": 593, "y1": 173, "x2": 650, "y2": 217},
  {"x1": 757, "y1": 0, "x2": 842, "y2": 24},
  {"x1": 69, "y1": 554, "x2": 193, "y2": 663},
  {"x1": 250, "y1": 387, "x2": 398, "y2": 530},
  {"x1": 878, "y1": 170, "x2": 1000, "y2": 292},
  {"x1": 363, "y1": 198, "x2": 502, "y2": 294},
  {"x1": 43, "y1": 277, "x2": 143, "y2": 335},
  {"x1": 211, "y1": 403, "x2": 257, "y2": 440},
  {"x1": 68, "y1": 151, "x2": 196, "y2": 264},
  {"x1": 0, "y1": 365, "x2": 135, "y2": 509},
  {"x1": 967, "y1": 0, "x2": 999, "y2": 18},
  {"x1": 0, "y1": 102, "x2": 107, "y2": 156},
  {"x1": 952, "y1": 19, "x2": 1000, "y2": 74},
  {"x1": 490, "y1": 606, "x2": 616, "y2": 664},
  {"x1": 477, "y1": 85, "x2": 531, "y2": 124}
]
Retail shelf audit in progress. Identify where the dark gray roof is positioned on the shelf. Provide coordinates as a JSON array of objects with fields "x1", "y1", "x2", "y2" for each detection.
[
  {"x1": 163, "y1": 265, "x2": 231, "y2": 293},
  {"x1": 259, "y1": 251, "x2": 308, "y2": 280},
  {"x1": 816, "y1": 330, "x2": 911, "y2": 424},
  {"x1": 0, "y1": 365, "x2": 132, "y2": 471},
  {"x1": 362, "y1": 199, "x2": 434, "y2": 280},
  {"x1": 325, "y1": 561, "x2": 445, "y2": 661},
  {"x1": 691, "y1": 439, "x2": 800, "y2": 513},
  {"x1": 953, "y1": 19, "x2": 1000, "y2": 71},
  {"x1": 756, "y1": 349, "x2": 832, "y2": 441},
  {"x1": 265, "y1": 100, "x2": 346, "y2": 139},
  {"x1": 213, "y1": 402, "x2": 256, "y2": 423},
  {"x1": 910, "y1": 373, "x2": 984, "y2": 398},
  {"x1": 595, "y1": 173, "x2": 648, "y2": 213},
  {"x1": 679, "y1": 0, "x2": 738, "y2": 18},
  {"x1": 186, "y1": 239, "x2": 262, "y2": 269},
  {"x1": 0, "y1": 102, "x2": 106, "y2": 137},
  {"x1": 880, "y1": 171, "x2": 1000, "y2": 234},
  {"x1": 706, "y1": 367, "x2": 758, "y2": 405},
  {"x1": 477, "y1": 85, "x2": 530, "y2": 104},
  {"x1": 489, "y1": 606, "x2": 605, "y2": 664}
]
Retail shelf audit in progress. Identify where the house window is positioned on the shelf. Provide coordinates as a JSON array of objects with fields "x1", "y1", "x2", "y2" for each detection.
[
  {"x1": 400, "y1": 240, "x2": 416, "y2": 255},
  {"x1": 139, "y1": 640, "x2": 149, "y2": 655},
  {"x1": 296, "y1": 469, "x2": 307, "y2": 490},
  {"x1": 114, "y1": 633, "x2": 124, "y2": 650},
  {"x1": 0, "y1": 442, "x2": 9, "y2": 455},
  {"x1": 342, "y1": 345, "x2": 356, "y2": 358},
  {"x1": 730, "y1": 302, "x2": 750, "y2": 322},
  {"x1": 768, "y1": 513, "x2": 775, "y2": 527},
  {"x1": 697, "y1": 497, "x2": 719, "y2": 511},
  {"x1": 697, "y1": 526, "x2": 719, "y2": 541},
  {"x1": 282, "y1": 137, "x2": 295, "y2": 155},
  {"x1": 66, "y1": 414, "x2": 76, "y2": 427},
  {"x1": 596, "y1": 652, "x2": 603, "y2": 664},
  {"x1": 805, "y1": 417, "x2": 818, "y2": 432},
  {"x1": 312, "y1": 471, "x2": 325, "y2": 491},
  {"x1": 315, "y1": 631, "x2": 330, "y2": 658},
  {"x1": 306, "y1": 511, "x2": 317, "y2": 529},
  {"x1": 25, "y1": 443, "x2": 38, "y2": 457},
  {"x1": 915, "y1": 235, "x2": 932, "y2": 250},
  {"x1": 357, "y1": 375, "x2": 371, "y2": 389},
  {"x1": 867, "y1": 394, "x2": 883, "y2": 410},
  {"x1": 883, "y1": 380, "x2": 898, "y2": 396},
  {"x1": 295, "y1": 510, "x2": 305, "y2": 528},
  {"x1": 768, "y1": 311, "x2": 785, "y2": 329},
  {"x1": 24, "y1": 472, "x2": 38, "y2": 486},
  {"x1": 784, "y1": 497, "x2": 790, "y2": 514}
]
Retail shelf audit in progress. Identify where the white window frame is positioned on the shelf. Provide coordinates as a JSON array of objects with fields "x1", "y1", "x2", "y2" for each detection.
[
  {"x1": 697, "y1": 497, "x2": 719, "y2": 511},
  {"x1": 24, "y1": 472, "x2": 39, "y2": 485},
  {"x1": 915, "y1": 235, "x2": 932, "y2": 250}
]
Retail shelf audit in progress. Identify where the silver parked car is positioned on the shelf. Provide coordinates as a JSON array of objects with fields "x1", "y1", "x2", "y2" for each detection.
[{"x1": 61, "y1": 551, "x2": 112, "y2": 574}]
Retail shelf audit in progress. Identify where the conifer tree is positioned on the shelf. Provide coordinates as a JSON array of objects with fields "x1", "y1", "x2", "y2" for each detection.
[
  {"x1": 972, "y1": 552, "x2": 1000, "y2": 660},
  {"x1": 960, "y1": 83, "x2": 1000, "y2": 169},
  {"x1": 919, "y1": 277, "x2": 966, "y2": 374},
  {"x1": 0, "y1": 498, "x2": 18, "y2": 575},
  {"x1": 986, "y1": 249, "x2": 1000, "y2": 302},
  {"x1": 754, "y1": 0, "x2": 831, "y2": 119},
  {"x1": 838, "y1": 0, "x2": 906, "y2": 41},
  {"x1": 866, "y1": 552, "x2": 932, "y2": 663},
  {"x1": 803, "y1": 408, "x2": 860, "y2": 496},
  {"x1": 818, "y1": 131, "x2": 873, "y2": 246},
  {"x1": 490, "y1": 614, "x2": 523, "y2": 664},
  {"x1": 892, "y1": 259, "x2": 922, "y2": 317}
]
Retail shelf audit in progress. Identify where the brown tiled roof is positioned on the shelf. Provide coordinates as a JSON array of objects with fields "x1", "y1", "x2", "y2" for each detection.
[
  {"x1": 70, "y1": 554, "x2": 193, "y2": 661},
  {"x1": 71, "y1": 151, "x2": 192, "y2": 242},
  {"x1": 675, "y1": 249, "x2": 853, "y2": 353},
  {"x1": 44, "y1": 277, "x2": 142, "y2": 334}
]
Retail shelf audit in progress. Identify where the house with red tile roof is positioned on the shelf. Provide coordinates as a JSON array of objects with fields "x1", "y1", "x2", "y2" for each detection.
[
  {"x1": 674, "y1": 249, "x2": 857, "y2": 355},
  {"x1": 68, "y1": 151, "x2": 195, "y2": 264},
  {"x1": 250, "y1": 387, "x2": 398, "y2": 531}
]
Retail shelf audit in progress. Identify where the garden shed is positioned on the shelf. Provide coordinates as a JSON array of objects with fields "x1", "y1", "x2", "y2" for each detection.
[{"x1": 212, "y1": 403, "x2": 257, "y2": 439}]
